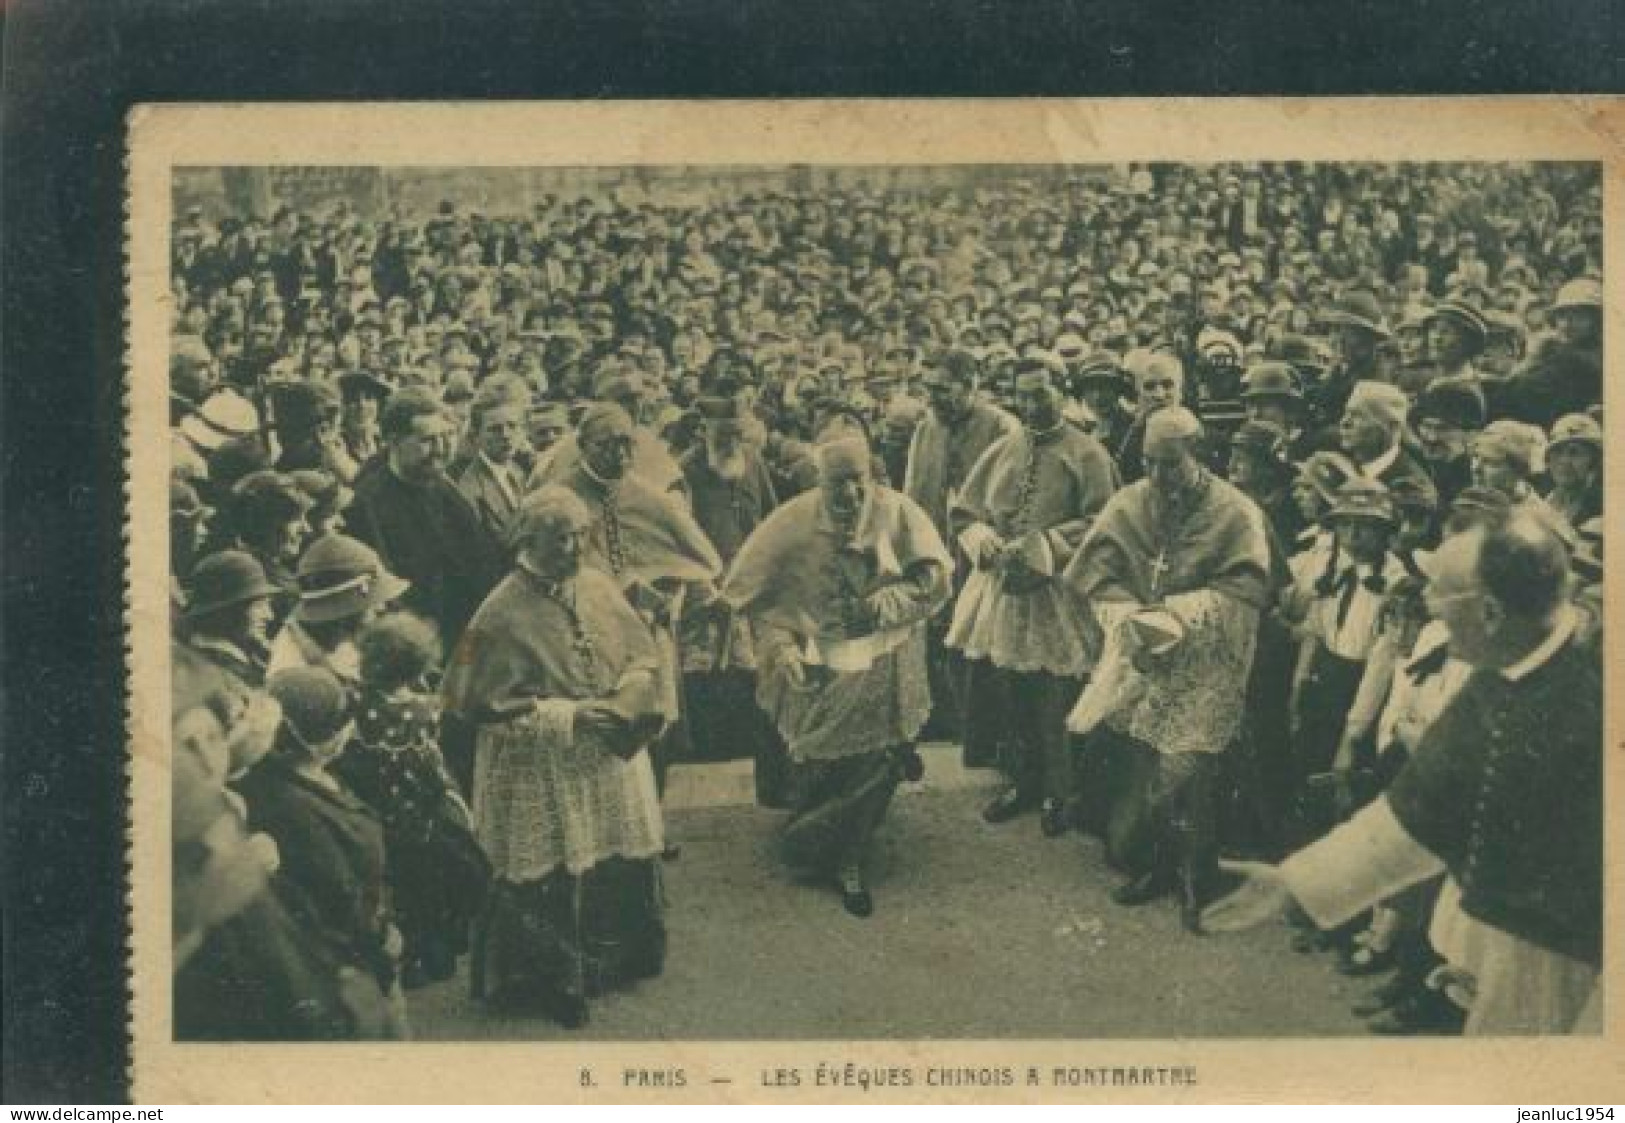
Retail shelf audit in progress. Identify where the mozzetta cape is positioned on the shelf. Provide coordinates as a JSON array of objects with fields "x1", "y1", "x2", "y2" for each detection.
[
  {"x1": 1386, "y1": 635, "x2": 1603, "y2": 966},
  {"x1": 531, "y1": 427, "x2": 687, "y2": 499},
  {"x1": 549, "y1": 462, "x2": 723, "y2": 722},
  {"x1": 721, "y1": 486, "x2": 952, "y2": 644},
  {"x1": 722, "y1": 487, "x2": 953, "y2": 761},
  {"x1": 1066, "y1": 472, "x2": 1272, "y2": 611},
  {"x1": 441, "y1": 567, "x2": 665, "y2": 880},
  {"x1": 552, "y1": 462, "x2": 723, "y2": 588},
  {"x1": 946, "y1": 423, "x2": 1118, "y2": 676}
]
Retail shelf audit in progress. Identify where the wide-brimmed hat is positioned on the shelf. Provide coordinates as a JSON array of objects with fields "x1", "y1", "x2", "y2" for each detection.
[
  {"x1": 1295, "y1": 450, "x2": 1360, "y2": 507},
  {"x1": 1450, "y1": 485, "x2": 1514, "y2": 521},
  {"x1": 1230, "y1": 419, "x2": 1290, "y2": 460},
  {"x1": 338, "y1": 368, "x2": 395, "y2": 402},
  {"x1": 179, "y1": 390, "x2": 261, "y2": 452},
  {"x1": 1240, "y1": 361, "x2": 1303, "y2": 403},
  {"x1": 1270, "y1": 333, "x2": 1332, "y2": 374},
  {"x1": 1552, "y1": 277, "x2": 1603, "y2": 313},
  {"x1": 184, "y1": 550, "x2": 282, "y2": 618},
  {"x1": 293, "y1": 533, "x2": 410, "y2": 624},
  {"x1": 1548, "y1": 412, "x2": 1603, "y2": 453},
  {"x1": 1071, "y1": 351, "x2": 1129, "y2": 393},
  {"x1": 1317, "y1": 290, "x2": 1390, "y2": 338},
  {"x1": 1412, "y1": 380, "x2": 1487, "y2": 432},
  {"x1": 1425, "y1": 300, "x2": 1489, "y2": 351},
  {"x1": 1328, "y1": 480, "x2": 1397, "y2": 527}
]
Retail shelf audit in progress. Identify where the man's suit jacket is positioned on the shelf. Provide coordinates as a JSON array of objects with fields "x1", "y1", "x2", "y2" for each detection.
[{"x1": 454, "y1": 454, "x2": 525, "y2": 546}]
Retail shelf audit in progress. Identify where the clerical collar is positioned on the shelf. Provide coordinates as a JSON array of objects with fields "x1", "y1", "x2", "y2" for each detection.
[
  {"x1": 517, "y1": 554, "x2": 572, "y2": 594},
  {"x1": 1159, "y1": 467, "x2": 1211, "y2": 512},
  {"x1": 578, "y1": 458, "x2": 621, "y2": 494},
  {"x1": 388, "y1": 458, "x2": 439, "y2": 490},
  {"x1": 1500, "y1": 605, "x2": 1576, "y2": 683}
]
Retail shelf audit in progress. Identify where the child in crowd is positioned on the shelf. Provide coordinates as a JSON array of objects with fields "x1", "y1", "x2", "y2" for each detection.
[{"x1": 335, "y1": 610, "x2": 490, "y2": 989}]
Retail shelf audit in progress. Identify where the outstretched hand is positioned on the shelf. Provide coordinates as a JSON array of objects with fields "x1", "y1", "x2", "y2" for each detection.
[{"x1": 1199, "y1": 859, "x2": 1294, "y2": 933}]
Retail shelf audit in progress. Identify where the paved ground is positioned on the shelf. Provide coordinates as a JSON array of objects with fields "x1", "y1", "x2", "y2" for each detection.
[{"x1": 409, "y1": 745, "x2": 1374, "y2": 1040}]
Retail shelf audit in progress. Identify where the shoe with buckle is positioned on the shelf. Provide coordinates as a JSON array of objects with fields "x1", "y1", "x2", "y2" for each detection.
[{"x1": 837, "y1": 866, "x2": 874, "y2": 919}]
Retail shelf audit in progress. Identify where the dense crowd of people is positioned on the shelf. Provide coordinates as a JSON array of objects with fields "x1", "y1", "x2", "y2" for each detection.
[{"x1": 168, "y1": 162, "x2": 1604, "y2": 1040}]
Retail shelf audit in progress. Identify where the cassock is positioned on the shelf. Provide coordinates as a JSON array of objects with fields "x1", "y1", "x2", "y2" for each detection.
[
  {"x1": 1065, "y1": 470, "x2": 1270, "y2": 881},
  {"x1": 677, "y1": 445, "x2": 788, "y2": 799},
  {"x1": 1280, "y1": 610, "x2": 1601, "y2": 1033},
  {"x1": 723, "y1": 486, "x2": 952, "y2": 874},
  {"x1": 441, "y1": 566, "x2": 668, "y2": 1014},
  {"x1": 347, "y1": 465, "x2": 505, "y2": 648},
  {"x1": 946, "y1": 422, "x2": 1119, "y2": 807}
]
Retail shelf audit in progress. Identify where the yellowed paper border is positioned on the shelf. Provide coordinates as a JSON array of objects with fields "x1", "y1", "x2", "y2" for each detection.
[{"x1": 129, "y1": 97, "x2": 1625, "y2": 1104}]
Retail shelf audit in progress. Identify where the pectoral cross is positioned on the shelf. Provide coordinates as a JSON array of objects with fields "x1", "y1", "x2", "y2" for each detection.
[{"x1": 1147, "y1": 549, "x2": 1171, "y2": 599}]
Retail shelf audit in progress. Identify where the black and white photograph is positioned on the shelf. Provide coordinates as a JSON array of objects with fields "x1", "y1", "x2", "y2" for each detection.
[{"x1": 123, "y1": 100, "x2": 1620, "y2": 1102}]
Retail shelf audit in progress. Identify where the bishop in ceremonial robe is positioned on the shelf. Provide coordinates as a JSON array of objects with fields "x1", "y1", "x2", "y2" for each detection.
[
  {"x1": 547, "y1": 403, "x2": 725, "y2": 793},
  {"x1": 1066, "y1": 407, "x2": 1272, "y2": 930},
  {"x1": 442, "y1": 487, "x2": 669, "y2": 1029},
  {"x1": 947, "y1": 359, "x2": 1119, "y2": 831},
  {"x1": 723, "y1": 435, "x2": 953, "y2": 918}
]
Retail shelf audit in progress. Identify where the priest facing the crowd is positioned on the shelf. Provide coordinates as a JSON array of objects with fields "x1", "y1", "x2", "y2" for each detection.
[
  {"x1": 722, "y1": 433, "x2": 953, "y2": 918},
  {"x1": 1204, "y1": 514, "x2": 1602, "y2": 1035},
  {"x1": 1065, "y1": 406, "x2": 1273, "y2": 931},
  {"x1": 947, "y1": 356, "x2": 1119, "y2": 832}
]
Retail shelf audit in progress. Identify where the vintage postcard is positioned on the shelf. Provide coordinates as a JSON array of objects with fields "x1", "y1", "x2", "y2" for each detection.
[{"x1": 127, "y1": 98, "x2": 1625, "y2": 1103}]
